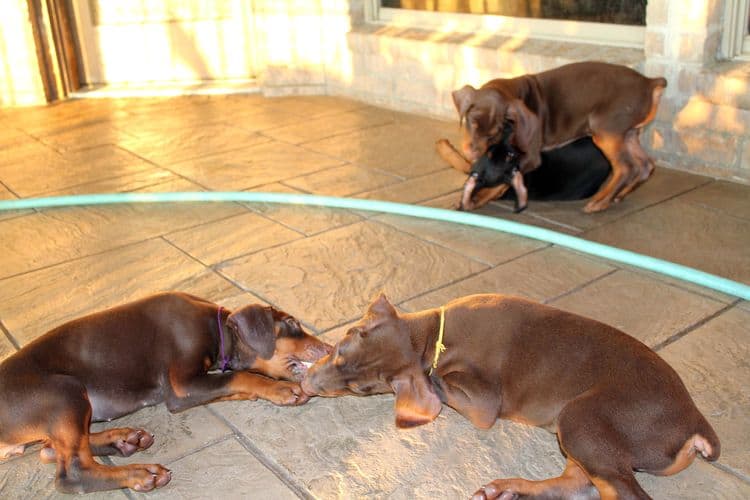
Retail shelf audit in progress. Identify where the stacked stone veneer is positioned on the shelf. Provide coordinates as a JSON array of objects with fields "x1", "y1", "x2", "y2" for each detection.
[{"x1": 643, "y1": 0, "x2": 750, "y2": 182}]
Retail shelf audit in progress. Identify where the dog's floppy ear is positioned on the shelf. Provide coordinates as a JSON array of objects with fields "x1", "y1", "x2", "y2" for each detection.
[
  {"x1": 452, "y1": 85, "x2": 477, "y2": 124},
  {"x1": 506, "y1": 99, "x2": 542, "y2": 170},
  {"x1": 227, "y1": 304, "x2": 275, "y2": 359},
  {"x1": 391, "y1": 370, "x2": 442, "y2": 428}
]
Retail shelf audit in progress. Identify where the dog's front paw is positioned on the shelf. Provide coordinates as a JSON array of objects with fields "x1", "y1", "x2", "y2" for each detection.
[
  {"x1": 584, "y1": 198, "x2": 611, "y2": 213},
  {"x1": 267, "y1": 381, "x2": 310, "y2": 406},
  {"x1": 128, "y1": 463, "x2": 172, "y2": 492}
]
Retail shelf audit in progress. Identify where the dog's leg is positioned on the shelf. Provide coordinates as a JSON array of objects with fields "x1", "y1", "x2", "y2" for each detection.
[
  {"x1": 436, "y1": 138, "x2": 472, "y2": 173},
  {"x1": 165, "y1": 371, "x2": 308, "y2": 413},
  {"x1": 614, "y1": 130, "x2": 655, "y2": 202},
  {"x1": 44, "y1": 379, "x2": 170, "y2": 493},
  {"x1": 585, "y1": 134, "x2": 635, "y2": 213},
  {"x1": 555, "y1": 396, "x2": 652, "y2": 500},
  {"x1": 472, "y1": 458, "x2": 599, "y2": 500},
  {"x1": 40, "y1": 428, "x2": 156, "y2": 463},
  {"x1": 464, "y1": 185, "x2": 511, "y2": 211}
]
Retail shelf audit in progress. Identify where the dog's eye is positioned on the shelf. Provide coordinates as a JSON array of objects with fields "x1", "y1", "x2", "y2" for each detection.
[{"x1": 505, "y1": 152, "x2": 516, "y2": 161}]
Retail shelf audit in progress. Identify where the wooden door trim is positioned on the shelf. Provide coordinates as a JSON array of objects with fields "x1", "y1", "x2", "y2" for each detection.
[{"x1": 27, "y1": 0, "x2": 82, "y2": 102}]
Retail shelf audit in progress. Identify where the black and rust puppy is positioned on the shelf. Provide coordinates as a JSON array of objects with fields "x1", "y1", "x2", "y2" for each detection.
[
  {"x1": 0, "y1": 292, "x2": 331, "y2": 494},
  {"x1": 454, "y1": 121, "x2": 612, "y2": 212}
]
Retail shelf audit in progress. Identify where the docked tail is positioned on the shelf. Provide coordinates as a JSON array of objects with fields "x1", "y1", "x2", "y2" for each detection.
[{"x1": 694, "y1": 415, "x2": 721, "y2": 461}]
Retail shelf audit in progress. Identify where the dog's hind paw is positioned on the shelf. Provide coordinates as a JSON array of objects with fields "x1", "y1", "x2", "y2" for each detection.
[{"x1": 114, "y1": 428, "x2": 155, "y2": 457}]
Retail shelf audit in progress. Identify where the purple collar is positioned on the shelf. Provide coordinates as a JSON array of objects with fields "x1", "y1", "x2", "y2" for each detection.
[{"x1": 217, "y1": 307, "x2": 229, "y2": 372}]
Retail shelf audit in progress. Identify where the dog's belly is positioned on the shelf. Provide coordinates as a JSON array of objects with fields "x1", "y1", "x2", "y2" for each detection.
[{"x1": 88, "y1": 389, "x2": 163, "y2": 422}]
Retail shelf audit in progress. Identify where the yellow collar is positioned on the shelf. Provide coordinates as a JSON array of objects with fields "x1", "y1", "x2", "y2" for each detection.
[{"x1": 428, "y1": 306, "x2": 446, "y2": 375}]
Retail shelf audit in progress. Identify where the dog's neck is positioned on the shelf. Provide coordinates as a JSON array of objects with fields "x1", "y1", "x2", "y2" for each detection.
[
  {"x1": 405, "y1": 309, "x2": 444, "y2": 375},
  {"x1": 215, "y1": 308, "x2": 236, "y2": 371}
]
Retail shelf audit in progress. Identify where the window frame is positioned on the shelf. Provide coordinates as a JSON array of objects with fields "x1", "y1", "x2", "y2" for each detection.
[
  {"x1": 367, "y1": 1, "x2": 646, "y2": 48},
  {"x1": 722, "y1": 0, "x2": 750, "y2": 60}
]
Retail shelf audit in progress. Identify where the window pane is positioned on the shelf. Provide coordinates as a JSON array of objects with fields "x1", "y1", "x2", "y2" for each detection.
[{"x1": 381, "y1": 1, "x2": 647, "y2": 26}]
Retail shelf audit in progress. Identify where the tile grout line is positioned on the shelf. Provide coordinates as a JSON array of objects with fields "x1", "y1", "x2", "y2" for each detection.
[
  {"x1": 579, "y1": 177, "x2": 715, "y2": 237},
  {"x1": 206, "y1": 406, "x2": 314, "y2": 500},
  {"x1": 0, "y1": 318, "x2": 20, "y2": 351},
  {"x1": 542, "y1": 268, "x2": 620, "y2": 305},
  {"x1": 652, "y1": 300, "x2": 741, "y2": 352},
  {"x1": 0, "y1": 236, "x2": 166, "y2": 283},
  {"x1": 707, "y1": 460, "x2": 750, "y2": 486},
  {"x1": 158, "y1": 237, "x2": 323, "y2": 336},
  {"x1": 370, "y1": 216, "x2": 550, "y2": 268},
  {"x1": 389, "y1": 245, "x2": 554, "y2": 314}
]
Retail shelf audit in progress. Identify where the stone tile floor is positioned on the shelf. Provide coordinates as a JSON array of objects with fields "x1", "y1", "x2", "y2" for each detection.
[{"x1": 0, "y1": 94, "x2": 748, "y2": 499}]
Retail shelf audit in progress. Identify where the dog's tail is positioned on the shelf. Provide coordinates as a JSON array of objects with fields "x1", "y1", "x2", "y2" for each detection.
[
  {"x1": 693, "y1": 414, "x2": 721, "y2": 461},
  {"x1": 651, "y1": 76, "x2": 668, "y2": 90},
  {"x1": 635, "y1": 77, "x2": 668, "y2": 129}
]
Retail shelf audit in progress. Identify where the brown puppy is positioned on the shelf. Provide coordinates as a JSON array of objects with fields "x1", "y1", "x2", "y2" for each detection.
[
  {"x1": 437, "y1": 61, "x2": 666, "y2": 212},
  {"x1": 302, "y1": 293, "x2": 719, "y2": 500},
  {"x1": 0, "y1": 292, "x2": 331, "y2": 494}
]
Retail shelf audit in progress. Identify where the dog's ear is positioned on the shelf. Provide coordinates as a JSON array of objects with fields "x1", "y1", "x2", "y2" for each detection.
[
  {"x1": 391, "y1": 370, "x2": 442, "y2": 428},
  {"x1": 506, "y1": 99, "x2": 542, "y2": 170},
  {"x1": 227, "y1": 304, "x2": 275, "y2": 359},
  {"x1": 367, "y1": 292, "x2": 398, "y2": 318},
  {"x1": 452, "y1": 85, "x2": 477, "y2": 123}
]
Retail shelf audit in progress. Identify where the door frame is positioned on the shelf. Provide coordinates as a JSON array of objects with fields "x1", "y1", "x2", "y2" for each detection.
[{"x1": 27, "y1": 0, "x2": 82, "y2": 101}]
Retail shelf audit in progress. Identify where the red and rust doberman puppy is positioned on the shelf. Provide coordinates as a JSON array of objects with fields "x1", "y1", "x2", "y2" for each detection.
[
  {"x1": 437, "y1": 61, "x2": 667, "y2": 213},
  {"x1": 0, "y1": 292, "x2": 331, "y2": 494},
  {"x1": 302, "y1": 293, "x2": 719, "y2": 500}
]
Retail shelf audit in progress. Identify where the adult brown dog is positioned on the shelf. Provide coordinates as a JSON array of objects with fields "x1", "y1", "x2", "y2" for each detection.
[
  {"x1": 0, "y1": 292, "x2": 331, "y2": 494},
  {"x1": 302, "y1": 293, "x2": 719, "y2": 500},
  {"x1": 437, "y1": 61, "x2": 666, "y2": 212}
]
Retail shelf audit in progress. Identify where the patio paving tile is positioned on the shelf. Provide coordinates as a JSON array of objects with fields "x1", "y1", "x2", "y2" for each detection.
[
  {"x1": 584, "y1": 198, "x2": 750, "y2": 283},
  {"x1": 165, "y1": 140, "x2": 345, "y2": 191},
  {"x1": 0, "y1": 238, "x2": 253, "y2": 346},
  {"x1": 0, "y1": 450, "x2": 127, "y2": 499},
  {"x1": 673, "y1": 180, "x2": 750, "y2": 221},
  {"x1": 218, "y1": 220, "x2": 488, "y2": 330},
  {"x1": 130, "y1": 436, "x2": 297, "y2": 500},
  {"x1": 374, "y1": 213, "x2": 547, "y2": 266},
  {"x1": 39, "y1": 167, "x2": 179, "y2": 196},
  {"x1": 356, "y1": 167, "x2": 465, "y2": 203},
  {"x1": 0, "y1": 144, "x2": 154, "y2": 197},
  {"x1": 118, "y1": 124, "x2": 270, "y2": 165},
  {"x1": 103, "y1": 406, "x2": 233, "y2": 467},
  {"x1": 36, "y1": 122, "x2": 137, "y2": 153},
  {"x1": 262, "y1": 108, "x2": 395, "y2": 145},
  {"x1": 0, "y1": 140, "x2": 62, "y2": 170},
  {"x1": 165, "y1": 211, "x2": 304, "y2": 265},
  {"x1": 252, "y1": 95, "x2": 369, "y2": 119},
  {"x1": 304, "y1": 120, "x2": 461, "y2": 178},
  {"x1": 284, "y1": 163, "x2": 402, "y2": 197},
  {"x1": 0, "y1": 336, "x2": 15, "y2": 363},
  {"x1": 402, "y1": 247, "x2": 614, "y2": 311},
  {"x1": 550, "y1": 270, "x2": 728, "y2": 347},
  {"x1": 244, "y1": 183, "x2": 364, "y2": 236},
  {"x1": 0, "y1": 179, "x2": 245, "y2": 279},
  {"x1": 659, "y1": 306, "x2": 750, "y2": 480},
  {"x1": 492, "y1": 167, "x2": 711, "y2": 233}
]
